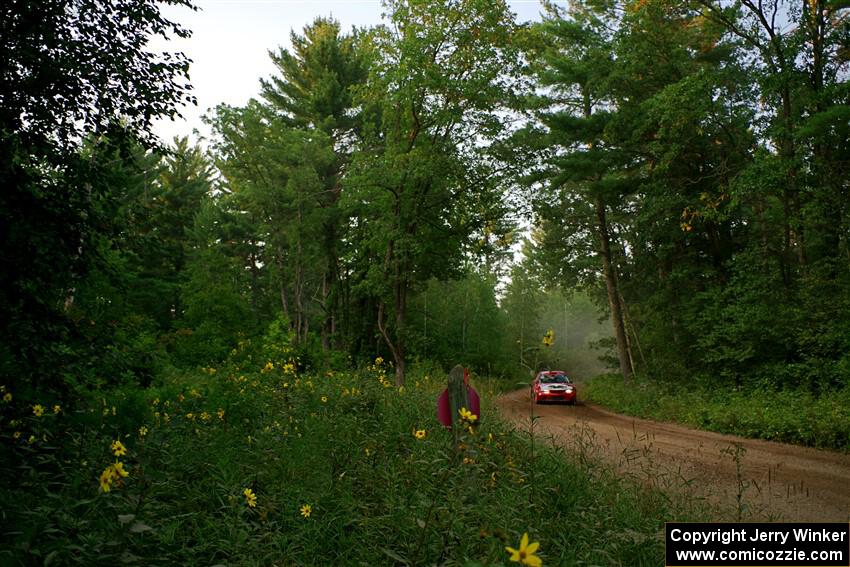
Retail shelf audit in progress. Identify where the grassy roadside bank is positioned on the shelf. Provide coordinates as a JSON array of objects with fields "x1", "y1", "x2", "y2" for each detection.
[
  {"x1": 584, "y1": 374, "x2": 850, "y2": 452},
  {"x1": 1, "y1": 361, "x2": 711, "y2": 565}
]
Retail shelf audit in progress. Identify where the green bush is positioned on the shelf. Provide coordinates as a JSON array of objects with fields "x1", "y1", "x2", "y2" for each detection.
[
  {"x1": 0, "y1": 362, "x2": 708, "y2": 565},
  {"x1": 585, "y1": 374, "x2": 850, "y2": 451}
]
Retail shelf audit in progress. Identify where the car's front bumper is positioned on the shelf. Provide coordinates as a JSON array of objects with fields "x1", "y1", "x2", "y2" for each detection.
[{"x1": 536, "y1": 390, "x2": 576, "y2": 402}]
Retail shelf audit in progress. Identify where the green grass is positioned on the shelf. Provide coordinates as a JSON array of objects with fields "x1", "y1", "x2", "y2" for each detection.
[
  {"x1": 1, "y1": 362, "x2": 710, "y2": 566},
  {"x1": 584, "y1": 374, "x2": 850, "y2": 451}
]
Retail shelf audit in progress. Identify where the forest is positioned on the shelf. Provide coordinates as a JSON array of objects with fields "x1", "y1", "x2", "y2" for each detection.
[
  {"x1": 1, "y1": 0, "x2": 848, "y2": 564},
  {"x1": 3, "y1": 0, "x2": 849, "y2": 396}
]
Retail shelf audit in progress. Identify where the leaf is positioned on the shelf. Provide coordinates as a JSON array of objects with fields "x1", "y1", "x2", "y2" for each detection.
[
  {"x1": 117, "y1": 514, "x2": 136, "y2": 524},
  {"x1": 120, "y1": 551, "x2": 142, "y2": 563},
  {"x1": 129, "y1": 522, "x2": 153, "y2": 533},
  {"x1": 380, "y1": 547, "x2": 409, "y2": 565},
  {"x1": 415, "y1": 518, "x2": 426, "y2": 528}
]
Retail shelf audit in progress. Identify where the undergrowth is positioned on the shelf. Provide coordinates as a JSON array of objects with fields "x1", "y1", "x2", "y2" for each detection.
[
  {"x1": 1, "y1": 360, "x2": 709, "y2": 566},
  {"x1": 584, "y1": 374, "x2": 850, "y2": 451}
]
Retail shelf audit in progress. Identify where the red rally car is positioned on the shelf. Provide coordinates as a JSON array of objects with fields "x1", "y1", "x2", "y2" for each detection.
[{"x1": 531, "y1": 371, "x2": 577, "y2": 405}]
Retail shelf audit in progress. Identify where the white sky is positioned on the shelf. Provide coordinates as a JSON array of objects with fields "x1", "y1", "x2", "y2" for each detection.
[{"x1": 152, "y1": 0, "x2": 549, "y2": 143}]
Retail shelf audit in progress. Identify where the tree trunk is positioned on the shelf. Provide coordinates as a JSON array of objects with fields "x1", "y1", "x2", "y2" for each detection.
[
  {"x1": 248, "y1": 246, "x2": 261, "y2": 316},
  {"x1": 294, "y1": 205, "x2": 305, "y2": 344},
  {"x1": 376, "y1": 238, "x2": 408, "y2": 386},
  {"x1": 377, "y1": 301, "x2": 403, "y2": 384},
  {"x1": 321, "y1": 272, "x2": 330, "y2": 352},
  {"x1": 393, "y1": 276, "x2": 407, "y2": 386},
  {"x1": 276, "y1": 254, "x2": 292, "y2": 326},
  {"x1": 595, "y1": 197, "x2": 633, "y2": 381}
]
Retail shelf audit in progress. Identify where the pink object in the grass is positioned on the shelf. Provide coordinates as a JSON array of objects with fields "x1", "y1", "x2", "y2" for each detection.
[{"x1": 436, "y1": 385, "x2": 480, "y2": 428}]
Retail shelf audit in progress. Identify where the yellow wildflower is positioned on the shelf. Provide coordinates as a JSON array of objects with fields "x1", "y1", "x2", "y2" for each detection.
[
  {"x1": 111, "y1": 439, "x2": 127, "y2": 457},
  {"x1": 13, "y1": 431, "x2": 21, "y2": 439},
  {"x1": 2, "y1": 393, "x2": 11, "y2": 402},
  {"x1": 375, "y1": 356, "x2": 384, "y2": 365},
  {"x1": 299, "y1": 504, "x2": 312, "y2": 518},
  {"x1": 53, "y1": 404, "x2": 61, "y2": 414},
  {"x1": 139, "y1": 426, "x2": 148, "y2": 438},
  {"x1": 506, "y1": 532, "x2": 542, "y2": 567},
  {"x1": 217, "y1": 408, "x2": 225, "y2": 420},
  {"x1": 243, "y1": 488, "x2": 257, "y2": 508},
  {"x1": 32, "y1": 404, "x2": 45, "y2": 417},
  {"x1": 113, "y1": 461, "x2": 129, "y2": 478},
  {"x1": 99, "y1": 467, "x2": 115, "y2": 492},
  {"x1": 413, "y1": 429, "x2": 426, "y2": 440},
  {"x1": 28, "y1": 435, "x2": 36, "y2": 444},
  {"x1": 321, "y1": 396, "x2": 328, "y2": 403},
  {"x1": 200, "y1": 411, "x2": 211, "y2": 422},
  {"x1": 98, "y1": 462, "x2": 127, "y2": 493},
  {"x1": 458, "y1": 407, "x2": 478, "y2": 423},
  {"x1": 261, "y1": 362, "x2": 274, "y2": 373},
  {"x1": 542, "y1": 329, "x2": 554, "y2": 347}
]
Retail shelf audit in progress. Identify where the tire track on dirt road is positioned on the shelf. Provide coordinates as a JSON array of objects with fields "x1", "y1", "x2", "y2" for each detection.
[{"x1": 496, "y1": 388, "x2": 850, "y2": 522}]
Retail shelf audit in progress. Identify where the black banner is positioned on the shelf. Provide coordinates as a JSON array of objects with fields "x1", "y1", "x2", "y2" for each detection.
[{"x1": 666, "y1": 523, "x2": 850, "y2": 566}]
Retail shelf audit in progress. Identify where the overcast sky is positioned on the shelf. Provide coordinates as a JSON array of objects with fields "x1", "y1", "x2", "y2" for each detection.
[{"x1": 152, "y1": 0, "x2": 549, "y2": 143}]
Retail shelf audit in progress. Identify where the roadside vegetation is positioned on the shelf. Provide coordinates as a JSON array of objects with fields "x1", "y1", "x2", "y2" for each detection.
[
  {"x1": 585, "y1": 375, "x2": 850, "y2": 452},
  {"x1": 0, "y1": 356, "x2": 709, "y2": 565},
  {"x1": 2, "y1": 0, "x2": 848, "y2": 563}
]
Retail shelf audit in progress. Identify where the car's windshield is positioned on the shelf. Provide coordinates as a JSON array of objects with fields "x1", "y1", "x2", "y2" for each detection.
[{"x1": 541, "y1": 374, "x2": 571, "y2": 384}]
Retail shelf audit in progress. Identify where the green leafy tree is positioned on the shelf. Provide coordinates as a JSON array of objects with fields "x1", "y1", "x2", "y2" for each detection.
[
  {"x1": 208, "y1": 101, "x2": 335, "y2": 344},
  {"x1": 0, "y1": 0, "x2": 194, "y2": 394},
  {"x1": 344, "y1": 0, "x2": 520, "y2": 384},
  {"x1": 502, "y1": 242, "x2": 545, "y2": 375},
  {"x1": 261, "y1": 17, "x2": 368, "y2": 350},
  {"x1": 523, "y1": 1, "x2": 636, "y2": 379},
  {"x1": 406, "y1": 271, "x2": 510, "y2": 375}
]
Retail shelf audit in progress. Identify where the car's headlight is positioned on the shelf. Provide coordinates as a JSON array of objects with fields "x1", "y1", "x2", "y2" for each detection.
[{"x1": 565, "y1": 387, "x2": 574, "y2": 393}]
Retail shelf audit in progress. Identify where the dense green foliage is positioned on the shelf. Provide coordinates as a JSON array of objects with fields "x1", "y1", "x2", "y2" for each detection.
[
  {"x1": 6, "y1": 0, "x2": 846, "y2": 396},
  {"x1": 0, "y1": 0, "x2": 195, "y2": 399},
  {"x1": 1, "y1": 0, "x2": 849, "y2": 560},
  {"x1": 523, "y1": 0, "x2": 850, "y2": 391},
  {"x1": 1, "y1": 363, "x2": 708, "y2": 565},
  {"x1": 585, "y1": 374, "x2": 850, "y2": 451}
]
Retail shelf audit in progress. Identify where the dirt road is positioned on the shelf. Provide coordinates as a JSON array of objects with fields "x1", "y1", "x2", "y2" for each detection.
[{"x1": 496, "y1": 388, "x2": 850, "y2": 522}]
